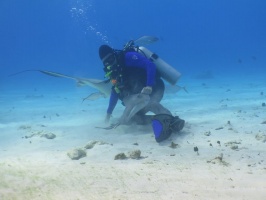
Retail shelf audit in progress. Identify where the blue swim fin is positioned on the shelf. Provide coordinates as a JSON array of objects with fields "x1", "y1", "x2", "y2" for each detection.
[{"x1": 152, "y1": 114, "x2": 185, "y2": 142}]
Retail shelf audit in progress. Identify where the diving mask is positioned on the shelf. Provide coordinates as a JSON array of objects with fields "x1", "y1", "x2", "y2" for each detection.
[{"x1": 102, "y1": 53, "x2": 116, "y2": 68}]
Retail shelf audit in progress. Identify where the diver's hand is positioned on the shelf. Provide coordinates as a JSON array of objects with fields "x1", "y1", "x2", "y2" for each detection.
[
  {"x1": 105, "y1": 113, "x2": 111, "y2": 123},
  {"x1": 141, "y1": 86, "x2": 152, "y2": 95}
]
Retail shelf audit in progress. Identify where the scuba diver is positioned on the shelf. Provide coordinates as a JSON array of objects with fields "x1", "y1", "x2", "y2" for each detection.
[{"x1": 98, "y1": 40, "x2": 185, "y2": 142}]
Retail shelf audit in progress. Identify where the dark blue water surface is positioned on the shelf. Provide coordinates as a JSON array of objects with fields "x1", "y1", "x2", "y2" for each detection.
[{"x1": 0, "y1": 0, "x2": 265, "y2": 89}]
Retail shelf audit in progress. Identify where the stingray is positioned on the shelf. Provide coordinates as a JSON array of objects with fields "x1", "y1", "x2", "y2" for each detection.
[
  {"x1": 120, "y1": 93, "x2": 150, "y2": 124},
  {"x1": 96, "y1": 93, "x2": 150, "y2": 130},
  {"x1": 9, "y1": 69, "x2": 112, "y2": 97},
  {"x1": 9, "y1": 69, "x2": 150, "y2": 129}
]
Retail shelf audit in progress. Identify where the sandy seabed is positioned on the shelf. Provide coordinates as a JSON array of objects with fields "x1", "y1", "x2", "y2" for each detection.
[{"x1": 0, "y1": 75, "x2": 266, "y2": 200}]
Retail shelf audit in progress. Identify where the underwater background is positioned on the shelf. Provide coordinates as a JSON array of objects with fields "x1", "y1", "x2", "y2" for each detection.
[
  {"x1": 1, "y1": 2, "x2": 266, "y2": 199},
  {"x1": 0, "y1": 0, "x2": 266, "y2": 91}
]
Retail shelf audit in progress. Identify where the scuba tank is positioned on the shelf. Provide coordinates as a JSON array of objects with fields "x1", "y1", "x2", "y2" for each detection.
[
  {"x1": 137, "y1": 46, "x2": 181, "y2": 85},
  {"x1": 123, "y1": 36, "x2": 181, "y2": 85}
]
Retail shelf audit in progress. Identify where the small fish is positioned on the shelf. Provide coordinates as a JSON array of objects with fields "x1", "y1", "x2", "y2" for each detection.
[{"x1": 82, "y1": 92, "x2": 106, "y2": 102}]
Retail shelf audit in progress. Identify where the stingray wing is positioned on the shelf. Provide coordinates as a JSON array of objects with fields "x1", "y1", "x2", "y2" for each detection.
[
  {"x1": 9, "y1": 69, "x2": 112, "y2": 97},
  {"x1": 40, "y1": 70, "x2": 112, "y2": 97},
  {"x1": 38, "y1": 70, "x2": 78, "y2": 80},
  {"x1": 75, "y1": 78, "x2": 112, "y2": 97},
  {"x1": 120, "y1": 93, "x2": 150, "y2": 124}
]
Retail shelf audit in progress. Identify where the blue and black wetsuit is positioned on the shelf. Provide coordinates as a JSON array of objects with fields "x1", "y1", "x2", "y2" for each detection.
[{"x1": 106, "y1": 51, "x2": 171, "y2": 121}]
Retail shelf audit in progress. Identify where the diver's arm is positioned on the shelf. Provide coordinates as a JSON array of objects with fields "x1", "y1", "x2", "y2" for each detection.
[
  {"x1": 105, "y1": 89, "x2": 119, "y2": 122},
  {"x1": 125, "y1": 52, "x2": 156, "y2": 87}
]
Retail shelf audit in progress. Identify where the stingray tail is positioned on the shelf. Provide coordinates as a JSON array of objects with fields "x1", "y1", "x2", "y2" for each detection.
[
  {"x1": 182, "y1": 86, "x2": 189, "y2": 93},
  {"x1": 8, "y1": 69, "x2": 39, "y2": 77}
]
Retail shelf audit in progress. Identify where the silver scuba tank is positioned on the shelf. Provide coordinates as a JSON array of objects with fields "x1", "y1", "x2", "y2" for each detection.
[{"x1": 137, "y1": 46, "x2": 181, "y2": 85}]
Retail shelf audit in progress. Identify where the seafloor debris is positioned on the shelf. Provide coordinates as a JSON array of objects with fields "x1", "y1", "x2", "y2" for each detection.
[
  {"x1": 114, "y1": 153, "x2": 127, "y2": 160},
  {"x1": 128, "y1": 149, "x2": 141, "y2": 159},
  {"x1": 41, "y1": 133, "x2": 56, "y2": 139},
  {"x1": 67, "y1": 148, "x2": 87, "y2": 160},
  {"x1": 224, "y1": 140, "x2": 241, "y2": 150},
  {"x1": 19, "y1": 125, "x2": 56, "y2": 140},
  {"x1": 24, "y1": 131, "x2": 56, "y2": 139},
  {"x1": 204, "y1": 131, "x2": 211, "y2": 136},
  {"x1": 207, "y1": 153, "x2": 229, "y2": 166},
  {"x1": 114, "y1": 149, "x2": 143, "y2": 160},
  {"x1": 169, "y1": 142, "x2": 179, "y2": 149},
  {"x1": 84, "y1": 141, "x2": 98, "y2": 149},
  {"x1": 84, "y1": 140, "x2": 109, "y2": 149},
  {"x1": 255, "y1": 133, "x2": 266, "y2": 143},
  {"x1": 194, "y1": 146, "x2": 199, "y2": 155},
  {"x1": 19, "y1": 125, "x2": 31, "y2": 130},
  {"x1": 24, "y1": 133, "x2": 39, "y2": 139}
]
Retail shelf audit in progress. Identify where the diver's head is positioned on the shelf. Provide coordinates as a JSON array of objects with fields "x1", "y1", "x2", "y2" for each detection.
[
  {"x1": 99, "y1": 45, "x2": 120, "y2": 80},
  {"x1": 99, "y1": 45, "x2": 116, "y2": 68}
]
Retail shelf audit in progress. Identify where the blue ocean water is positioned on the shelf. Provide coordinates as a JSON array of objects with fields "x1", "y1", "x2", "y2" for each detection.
[
  {"x1": 1, "y1": 2, "x2": 266, "y2": 198},
  {"x1": 1, "y1": 0, "x2": 265, "y2": 87}
]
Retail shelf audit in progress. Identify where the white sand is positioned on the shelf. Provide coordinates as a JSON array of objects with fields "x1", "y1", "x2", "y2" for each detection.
[{"x1": 1, "y1": 75, "x2": 266, "y2": 200}]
